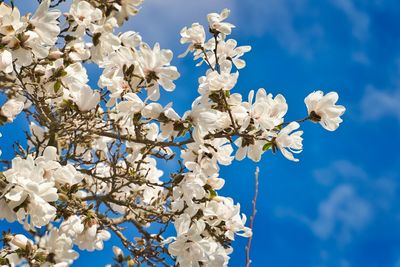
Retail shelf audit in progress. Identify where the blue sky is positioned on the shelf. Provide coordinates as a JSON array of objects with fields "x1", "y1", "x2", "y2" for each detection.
[{"x1": 1, "y1": 0, "x2": 400, "y2": 266}]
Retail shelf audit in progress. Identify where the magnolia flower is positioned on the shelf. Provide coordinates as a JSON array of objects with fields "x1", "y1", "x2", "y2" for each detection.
[
  {"x1": 71, "y1": 85, "x2": 101, "y2": 111},
  {"x1": 66, "y1": 39, "x2": 91, "y2": 62},
  {"x1": 113, "y1": 0, "x2": 143, "y2": 26},
  {"x1": 209, "y1": 39, "x2": 251, "y2": 69},
  {"x1": 182, "y1": 138, "x2": 234, "y2": 176},
  {"x1": 30, "y1": 0, "x2": 61, "y2": 46},
  {"x1": 1, "y1": 99, "x2": 24, "y2": 122},
  {"x1": 141, "y1": 102, "x2": 163, "y2": 119},
  {"x1": 69, "y1": 0, "x2": 102, "y2": 36},
  {"x1": 59, "y1": 215, "x2": 85, "y2": 239},
  {"x1": 180, "y1": 23, "x2": 206, "y2": 47},
  {"x1": 207, "y1": 8, "x2": 235, "y2": 35},
  {"x1": 14, "y1": 31, "x2": 51, "y2": 65},
  {"x1": 116, "y1": 92, "x2": 145, "y2": 118},
  {"x1": 8, "y1": 234, "x2": 33, "y2": 249},
  {"x1": 63, "y1": 62, "x2": 89, "y2": 92},
  {"x1": 189, "y1": 106, "x2": 230, "y2": 143},
  {"x1": 305, "y1": 91, "x2": 346, "y2": 131},
  {"x1": 35, "y1": 146, "x2": 83, "y2": 186},
  {"x1": 179, "y1": 23, "x2": 206, "y2": 57},
  {"x1": 39, "y1": 229, "x2": 79, "y2": 266},
  {"x1": 120, "y1": 31, "x2": 142, "y2": 48},
  {"x1": 198, "y1": 69, "x2": 238, "y2": 94},
  {"x1": 203, "y1": 197, "x2": 252, "y2": 240},
  {"x1": 75, "y1": 224, "x2": 111, "y2": 251},
  {"x1": 90, "y1": 18, "x2": 120, "y2": 63},
  {"x1": 158, "y1": 104, "x2": 181, "y2": 139},
  {"x1": 234, "y1": 137, "x2": 265, "y2": 162},
  {"x1": 137, "y1": 43, "x2": 180, "y2": 100},
  {"x1": 241, "y1": 89, "x2": 288, "y2": 131},
  {"x1": 168, "y1": 215, "x2": 210, "y2": 266},
  {"x1": 2, "y1": 155, "x2": 59, "y2": 228},
  {"x1": 113, "y1": 246, "x2": 124, "y2": 258},
  {"x1": 0, "y1": 3, "x2": 24, "y2": 36},
  {"x1": 1, "y1": 147, "x2": 82, "y2": 228},
  {"x1": 274, "y1": 122, "x2": 303, "y2": 162},
  {"x1": 0, "y1": 49, "x2": 13, "y2": 73}
]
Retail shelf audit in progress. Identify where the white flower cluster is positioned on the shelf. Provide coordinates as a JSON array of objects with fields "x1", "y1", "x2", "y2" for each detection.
[
  {"x1": 0, "y1": 0, "x2": 60, "y2": 73},
  {"x1": 0, "y1": 2, "x2": 345, "y2": 267},
  {"x1": 0, "y1": 147, "x2": 81, "y2": 227},
  {"x1": 0, "y1": 214, "x2": 111, "y2": 266}
]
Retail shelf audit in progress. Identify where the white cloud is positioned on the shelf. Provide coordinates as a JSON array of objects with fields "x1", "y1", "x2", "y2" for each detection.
[
  {"x1": 331, "y1": 0, "x2": 370, "y2": 41},
  {"x1": 313, "y1": 160, "x2": 397, "y2": 201},
  {"x1": 276, "y1": 183, "x2": 373, "y2": 243},
  {"x1": 352, "y1": 51, "x2": 370, "y2": 65},
  {"x1": 236, "y1": 0, "x2": 323, "y2": 58},
  {"x1": 313, "y1": 160, "x2": 367, "y2": 185},
  {"x1": 360, "y1": 85, "x2": 400, "y2": 122},
  {"x1": 278, "y1": 160, "x2": 397, "y2": 244},
  {"x1": 310, "y1": 184, "x2": 372, "y2": 242}
]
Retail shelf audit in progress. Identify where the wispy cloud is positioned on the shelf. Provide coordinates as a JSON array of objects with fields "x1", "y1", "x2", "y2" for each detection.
[
  {"x1": 278, "y1": 159, "x2": 398, "y2": 246},
  {"x1": 313, "y1": 160, "x2": 368, "y2": 185},
  {"x1": 313, "y1": 160, "x2": 397, "y2": 201},
  {"x1": 236, "y1": 0, "x2": 323, "y2": 58},
  {"x1": 360, "y1": 85, "x2": 400, "y2": 122},
  {"x1": 310, "y1": 184, "x2": 372, "y2": 242},
  {"x1": 276, "y1": 183, "x2": 372, "y2": 244},
  {"x1": 330, "y1": 0, "x2": 370, "y2": 42}
]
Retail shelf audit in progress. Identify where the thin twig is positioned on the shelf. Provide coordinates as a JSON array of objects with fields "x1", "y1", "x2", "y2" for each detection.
[{"x1": 245, "y1": 167, "x2": 260, "y2": 267}]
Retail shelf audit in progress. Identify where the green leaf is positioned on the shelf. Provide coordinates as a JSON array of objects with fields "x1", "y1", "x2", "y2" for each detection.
[
  {"x1": 54, "y1": 80, "x2": 62, "y2": 93},
  {"x1": 209, "y1": 189, "x2": 217, "y2": 199},
  {"x1": 263, "y1": 143, "x2": 272, "y2": 151}
]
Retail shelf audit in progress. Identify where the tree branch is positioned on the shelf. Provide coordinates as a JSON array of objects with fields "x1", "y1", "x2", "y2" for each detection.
[{"x1": 245, "y1": 167, "x2": 259, "y2": 267}]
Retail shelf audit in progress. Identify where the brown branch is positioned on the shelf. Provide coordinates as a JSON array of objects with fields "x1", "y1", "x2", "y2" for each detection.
[{"x1": 245, "y1": 167, "x2": 259, "y2": 267}]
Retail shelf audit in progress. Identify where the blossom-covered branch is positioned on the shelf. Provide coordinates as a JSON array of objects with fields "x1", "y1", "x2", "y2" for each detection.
[{"x1": 0, "y1": 1, "x2": 345, "y2": 266}]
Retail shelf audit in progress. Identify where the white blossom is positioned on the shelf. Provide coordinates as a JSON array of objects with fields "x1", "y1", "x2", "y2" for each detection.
[
  {"x1": 75, "y1": 223, "x2": 111, "y2": 251},
  {"x1": 275, "y1": 122, "x2": 303, "y2": 162},
  {"x1": 207, "y1": 9, "x2": 235, "y2": 35},
  {"x1": 137, "y1": 43, "x2": 180, "y2": 100},
  {"x1": 113, "y1": 0, "x2": 143, "y2": 26},
  {"x1": 30, "y1": 0, "x2": 61, "y2": 46},
  {"x1": 71, "y1": 85, "x2": 100, "y2": 111},
  {"x1": 0, "y1": 49, "x2": 13, "y2": 73},
  {"x1": 0, "y1": 3, "x2": 23, "y2": 36},
  {"x1": 2, "y1": 154, "x2": 59, "y2": 228},
  {"x1": 198, "y1": 69, "x2": 238, "y2": 94},
  {"x1": 179, "y1": 23, "x2": 206, "y2": 57},
  {"x1": 208, "y1": 39, "x2": 251, "y2": 69},
  {"x1": 305, "y1": 91, "x2": 346, "y2": 131},
  {"x1": 241, "y1": 89, "x2": 288, "y2": 131},
  {"x1": 39, "y1": 228, "x2": 79, "y2": 266},
  {"x1": 1, "y1": 99, "x2": 24, "y2": 122},
  {"x1": 69, "y1": 0, "x2": 102, "y2": 36}
]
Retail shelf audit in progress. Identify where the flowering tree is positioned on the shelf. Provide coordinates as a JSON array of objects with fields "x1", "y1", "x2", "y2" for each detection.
[{"x1": 0, "y1": 1, "x2": 346, "y2": 266}]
